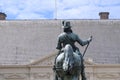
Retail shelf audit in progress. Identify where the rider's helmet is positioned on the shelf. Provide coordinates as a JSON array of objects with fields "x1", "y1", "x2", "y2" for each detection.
[{"x1": 62, "y1": 21, "x2": 72, "y2": 29}]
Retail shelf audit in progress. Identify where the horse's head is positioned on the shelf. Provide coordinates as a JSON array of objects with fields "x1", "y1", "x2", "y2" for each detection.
[{"x1": 63, "y1": 44, "x2": 74, "y2": 72}]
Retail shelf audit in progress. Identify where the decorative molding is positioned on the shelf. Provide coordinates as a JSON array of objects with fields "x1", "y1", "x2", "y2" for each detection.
[
  {"x1": 38, "y1": 57, "x2": 54, "y2": 66},
  {"x1": 4, "y1": 73, "x2": 27, "y2": 79},
  {"x1": 96, "y1": 73, "x2": 120, "y2": 79},
  {"x1": 31, "y1": 55, "x2": 55, "y2": 66},
  {"x1": 29, "y1": 52, "x2": 94, "y2": 67},
  {"x1": 29, "y1": 52, "x2": 56, "y2": 66},
  {"x1": 84, "y1": 59, "x2": 94, "y2": 65},
  {"x1": 33, "y1": 72, "x2": 51, "y2": 79}
]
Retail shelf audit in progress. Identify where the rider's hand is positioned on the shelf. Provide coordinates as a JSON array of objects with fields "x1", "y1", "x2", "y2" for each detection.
[{"x1": 88, "y1": 36, "x2": 92, "y2": 43}]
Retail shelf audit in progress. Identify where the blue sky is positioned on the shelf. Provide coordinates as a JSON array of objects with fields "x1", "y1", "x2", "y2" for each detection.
[{"x1": 0, "y1": 0, "x2": 120, "y2": 19}]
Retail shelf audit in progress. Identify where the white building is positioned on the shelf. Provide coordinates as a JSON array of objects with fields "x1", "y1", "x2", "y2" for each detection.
[{"x1": 0, "y1": 19, "x2": 120, "y2": 80}]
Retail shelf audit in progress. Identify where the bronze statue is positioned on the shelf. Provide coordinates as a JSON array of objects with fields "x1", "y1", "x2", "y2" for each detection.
[{"x1": 53, "y1": 21, "x2": 92, "y2": 80}]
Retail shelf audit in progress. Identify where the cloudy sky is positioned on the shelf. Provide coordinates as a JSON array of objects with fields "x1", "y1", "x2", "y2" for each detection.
[{"x1": 0, "y1": 0, "x2": 120, "y2": 19}]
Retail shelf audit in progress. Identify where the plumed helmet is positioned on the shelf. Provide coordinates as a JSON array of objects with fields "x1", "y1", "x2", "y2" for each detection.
[{"x1": 62, "y1": 20, "x2": 72, "y2": 28}]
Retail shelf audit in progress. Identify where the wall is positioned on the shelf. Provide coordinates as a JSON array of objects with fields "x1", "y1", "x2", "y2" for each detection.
[
  {"x1": 0, "y1": 20, "x2": 120, "y2": 64},
  {"x1": 0, "y1": 54, "x2": 119, "y2": 80},
  {"x1": 0, "y1": 20, "x2": 120, "y2": 80}
]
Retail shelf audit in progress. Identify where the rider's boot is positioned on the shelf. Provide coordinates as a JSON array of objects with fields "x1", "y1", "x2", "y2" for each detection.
[
  {"x1": 81, "y1": 67, "x2": 87, "y2": 80},
  {"x1": 75, "y1": 49, "x2": 87, "y2": 80},
  {"x1": 53, "y1": 50, "x2": 61, "y2": 70},
  {"x1": 77, "y1": 52, "x2": 86, "y2": 80},
  {"x1": 81, "y1": 59, "x2": 87, "y2": 80},
  {"x1": 54, "y1": 73, "x2": 58, "y2": 80}
]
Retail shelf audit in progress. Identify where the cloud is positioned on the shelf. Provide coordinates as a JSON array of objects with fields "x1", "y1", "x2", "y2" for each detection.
[
  {"x1": 0, "y1": 0, "x2": 55, "y2": 19},
  {"x1": 98, "y1": 0, "x2": 120, "y2": 6},
  {"x1": 58, "y1": 0, "x2": 90, "y2": 8},
  {"x1": 57, "y1": 6, "x2": 99, "y2": 19},
  {"x1": 16, "y1": 12, "x2": 46, "y2": 19},
  {"x1": 56, "y1": 0, "x2": 120, "y2": 19},
  {"x1": 0, "y1": 0, "x2": 120, "y2": 19}
]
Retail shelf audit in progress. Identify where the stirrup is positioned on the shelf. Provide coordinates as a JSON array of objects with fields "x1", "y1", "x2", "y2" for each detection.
[{"x1": 53, "y1": 65, "x2": 56, "y2": 70}]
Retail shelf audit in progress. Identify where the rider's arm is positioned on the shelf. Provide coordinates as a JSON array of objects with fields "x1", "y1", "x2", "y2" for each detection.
[
  {"x1": 56, "y1": 36, "x2": 62, "y2": 50},
  {"x1": 76, "y1": 35, "x2": 89, "y2": 46}
]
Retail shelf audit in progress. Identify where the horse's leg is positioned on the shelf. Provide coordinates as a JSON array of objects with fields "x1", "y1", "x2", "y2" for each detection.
[
  {"x1": 54, "y1": 72, "x2": 64, "y2": 80},
  {"x1": 54, "y1": 73, "x2": 64, "y2": 80},
  {"x1": 53, "y1": 71, "x2": 58, "y2": 80},
  {"x1": 72, "y1": 75, "x2": 79, "y2": 80},
  {"x1": 58, "y1": 77, "x2": 64, "y2": 80}
]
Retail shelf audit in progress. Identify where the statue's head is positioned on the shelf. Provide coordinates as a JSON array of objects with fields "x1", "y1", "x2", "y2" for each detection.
[{"x1": 62, "y1": 21, "x2": 72, "y2": 29}]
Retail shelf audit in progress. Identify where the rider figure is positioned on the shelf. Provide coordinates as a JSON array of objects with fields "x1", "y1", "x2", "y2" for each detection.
[{"x1": 55, "y1": 20, "x2": 92, "y2": 80}]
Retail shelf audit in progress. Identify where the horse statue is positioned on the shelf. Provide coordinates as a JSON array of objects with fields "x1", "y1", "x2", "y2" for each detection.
[{"x1": 53, "y1": 44, "x2": 82, "y2": 80}]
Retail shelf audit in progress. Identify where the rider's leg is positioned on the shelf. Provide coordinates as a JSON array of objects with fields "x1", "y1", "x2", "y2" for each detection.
[
  {"x1": 75, "y1": 48, "x2": 87, "y2": 80},
  {"x1": 53, "y1": 50, "x2": 61, "y2": 80},
  {"x1": 54, "y1": 50, "x2": 61, "y2": 64},
  {"x1": 53, "y1": 50, "x2": 62, "y2": 70},
  {"x1": 53, "y1": 52, "x2": 59, "y2": 70},
  {"x1": 81, "y1": 56, "x2": 87, "y2": 80}
]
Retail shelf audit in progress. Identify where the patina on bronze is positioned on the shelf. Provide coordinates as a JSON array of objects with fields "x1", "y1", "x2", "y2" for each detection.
[{"x1": 53, "y1": 21, "x2": 92, "y2": 80}]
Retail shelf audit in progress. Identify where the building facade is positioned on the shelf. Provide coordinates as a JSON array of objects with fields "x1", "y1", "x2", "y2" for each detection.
[
  {"x1": 0, "y1": 53, "x2": 120, "y2": 80},
  {"x1": 0, "y1": 20, "x2": 120, "y2": 80}
]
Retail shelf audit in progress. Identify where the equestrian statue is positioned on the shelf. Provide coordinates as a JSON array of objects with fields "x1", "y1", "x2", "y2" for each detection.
[{"x1": 53, "y1": 21, "x2": 92, "y2": 80}]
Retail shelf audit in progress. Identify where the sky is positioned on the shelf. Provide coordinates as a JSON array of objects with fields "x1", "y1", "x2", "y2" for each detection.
[{"x1": 0, "y1": 0, "x2": 120, "y2": 19}]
